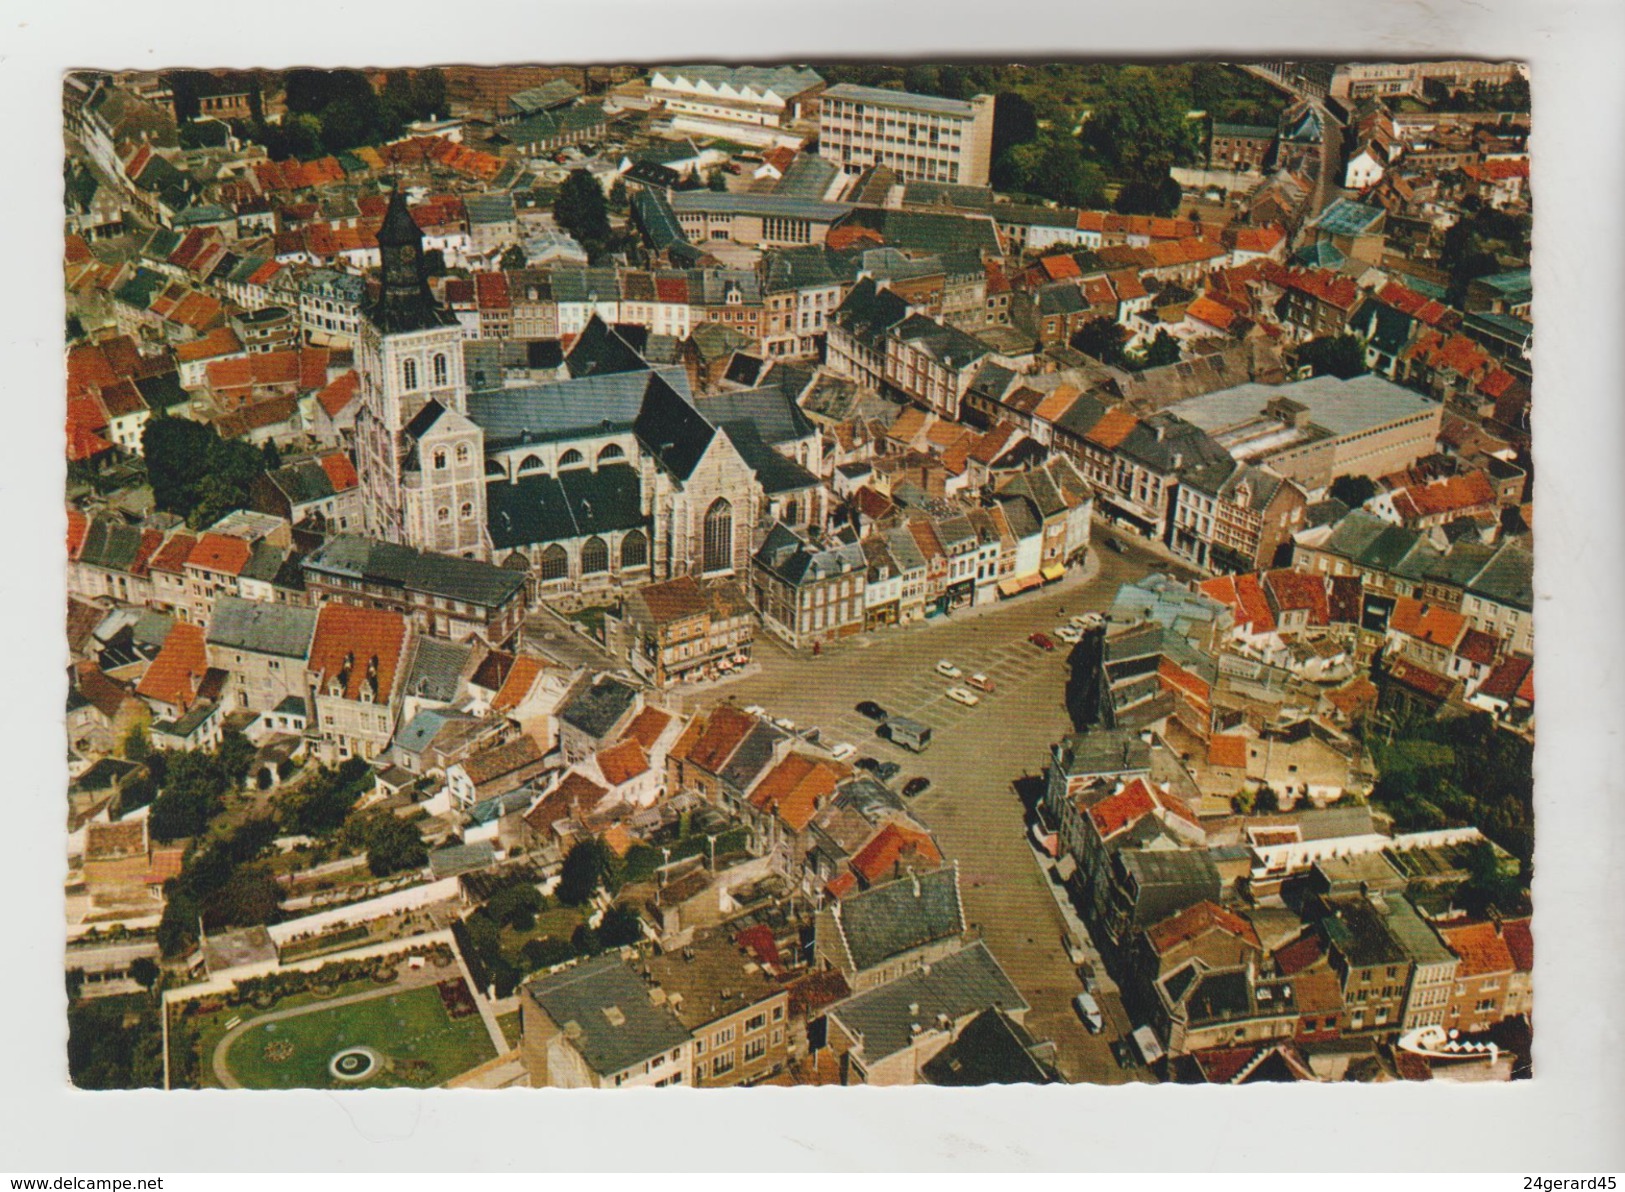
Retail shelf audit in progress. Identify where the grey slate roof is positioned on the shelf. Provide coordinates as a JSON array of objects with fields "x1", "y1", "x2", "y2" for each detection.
[
  {"x1": 467, "y1": 366, "x2": 693, "y2": 446},
  {"x1": 205, "y1": 595, "x2": 317, "y2": 659},
  {"x1": 486, "y1": 463, "x2": 646, "y2": 550},
  {"x1": 304, "y1": 534, "x2": 525, "y2": 610},
  {"x1": 828, "y1": 940, "x2": 1027, "y2": 1062},
  {"x1": 822, "y1": 82, "x2": 980, "y2": 118},
  {"x1": 1165, "y1": 374, "x2": 1439, "y2": 441},
  {"x1": 525, "y1": 954, "x2": 692, "y2": 1077},
  {"x1": 833, "y1": 866, "x2": 964, "y2": 974},
  {"x1": 558, "y1": 675, "x2": 638, "y2": 740},
  {"x1": 402, "y1": 636, "x2": 472, "y2": 704}
]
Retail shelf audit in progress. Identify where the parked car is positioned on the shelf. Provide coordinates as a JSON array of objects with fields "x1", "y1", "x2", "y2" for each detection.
[
  {"x1": 831, "y1": 742, "x2": 857, "y2": 762},
  {"x1": 946, "y1": 686, "x2": 981, "y2": 707},
  {"x1": 1111, "y1": 1039, "x2": 1140, "y2": 1069},
  {"x1": 902, "y1": 776, "x2": 931, "y2": 798},
  {"x1": 1073, "y1": 992, "x2": 1105, "y2": 1033},
  {"x1": 855, "y1": 700, "x2": 888, "y2": 721},
  {"x1": 967, "y1": 673, "x2": 995, "y2": 693},
  {"x1": 1056, "y1": 625, "x2": 1082, "y2": 643},
  {"x1": 857, "y1": 757, "x2": 900, "y2": 782},
  {"x1": 935, "y1": 660, "x2": 963, "y2": 679},
  {"x1": 1028, "y1": 632, "x2": 1055, "y2": 651}
]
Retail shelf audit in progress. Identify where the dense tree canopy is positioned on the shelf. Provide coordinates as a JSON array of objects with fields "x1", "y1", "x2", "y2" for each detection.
[
  {"x1": 557, "y1": 839, "x2": 613, "y2": 906},
  {"x1": 554, "y1": 169, "x2": 611, "y2": 248},
  {"x1": 142, "y1": 415, "x2": 269, "y2": 529},
  {"x1": 1297, "y1": 333, "x2": 1369, "y2": 380}
]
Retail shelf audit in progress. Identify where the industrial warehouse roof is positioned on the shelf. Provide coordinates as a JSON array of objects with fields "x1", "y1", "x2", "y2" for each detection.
[{"x1": 1164, "y1": 374, "x2": 1438, "y2": 441}]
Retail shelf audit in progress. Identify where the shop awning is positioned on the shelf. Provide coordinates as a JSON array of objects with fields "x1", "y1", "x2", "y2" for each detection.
[{"x1": 1041, "y1": 563, "x2": 1067, "y2": 583}]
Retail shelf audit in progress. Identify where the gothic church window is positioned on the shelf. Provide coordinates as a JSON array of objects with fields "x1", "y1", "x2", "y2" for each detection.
[
  {"x1": 433, "y1": 353, "x2": 448, "y2": 386},
  {"x1": 581, "y1": 536, "x2": 609, "y2": 574},
  {"x1": 539, "y1": 545, "x2": 568, "y2": 580},
  {"x1": 621, "y1": 529, "x2": 648, "y2": 569},
  {"x1": 703, "y1": 498, "x2": 734, "y2": 573},
  {"x1": 403, "y1": 358, "x2": 418, "y2": 389}
]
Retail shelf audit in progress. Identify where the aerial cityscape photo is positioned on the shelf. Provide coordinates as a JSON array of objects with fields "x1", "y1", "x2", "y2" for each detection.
[{"x1": 62, "y1": 58, "x2": 1534, "y2": 1091}]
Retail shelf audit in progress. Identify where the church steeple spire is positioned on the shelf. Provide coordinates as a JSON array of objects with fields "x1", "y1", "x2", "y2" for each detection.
[{"x1": 367, "y1": 182, "x2": 456, "y2": 333}]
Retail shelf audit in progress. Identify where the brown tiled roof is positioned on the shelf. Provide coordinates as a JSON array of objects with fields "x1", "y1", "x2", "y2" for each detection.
[
  {"x1": 461, "y1": 735, "x2": 545, "y2": 786},
  {"x1": 595, "y1": 738, "x2": 650, "y2": 787},
  {"x1": 308, "y1": 604, "x2": 408, "y2": 703},
  {"x1": 1438, "y1": 920, "x2": 1516, "y2": 978},
  {"x1": 620, "y1": 706, "x2": 673, "y2": 751},
  {"x1": 136, "y1": 621, "x2": 207, "y2": 711},
  {"x1": 685, "y1": 705, "x2": 757, "y2": 773},
  {"x1": 1145, "y1": 900, "x2": 1260, "y2": 955}
]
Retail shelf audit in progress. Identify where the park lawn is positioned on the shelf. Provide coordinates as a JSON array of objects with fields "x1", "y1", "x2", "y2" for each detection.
[
  {"x1": 498, "y1": 904, "x2": 587, "y2": 963},
  {"x1": 219, "y1": 983, "x2": 496, "y2": 1090},
  {"x1": 497, "y1": 1010, "x2": 522, "y2": 1051}
]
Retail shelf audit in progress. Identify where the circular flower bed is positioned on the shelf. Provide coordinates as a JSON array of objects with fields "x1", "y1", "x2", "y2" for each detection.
[{"x1": 328, "y1": 1047, "x2": 381, "y2": 1082}]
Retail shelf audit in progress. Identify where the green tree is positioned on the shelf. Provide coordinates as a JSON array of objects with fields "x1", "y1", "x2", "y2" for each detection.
[
  {"x1": 1253, "y1": 785, "x2": 1281, "y2": 815},
  {"x1": 500, "y1": 245, "x2": 527, "y2": 271},
  {"x1": 521, "y1": 936, "x2": 575, "y2": 972},
  {"x1": 131, "y1": 956, "x2": 161, "y2": 990},
  {"x1": 1082, "y1": 67, "x2": 1198, "y2": 179},
  {"x1": 346, "y1": 809, "x2": 427, "y2": 877},
  {"x1": 68, "y1": 1000, "x2": 164, "y2": 1089},
  {"x1": 1127, "y1": 329, "x2": 1181, "y2": 371},
  {"x1": 123, "y1": 724, "x2": 151, "y2": 762},
  {"x1": 707, "y1": 168, "x2": 728, "y2": 192},
  {"x1": 554, "y1": 169, "x2": 611, "y2": 246},
  {"x1": 215, "y1": 727, "x2": 256, "y2": 788},
  {"x1": 608, "y1": 178, "x2": 629, "y2": 211},
  {"x1": 142, "y1": 414, "x2": 218, "y2": 516},
  {"x1": 1112, "y1": 172, "x2": 1183, "y2": 217},
  {"x1": 992, "y1": 92, "x2": 1039, "y2": 162},
  {"x1": 487, "y1": 881, "x2": 545, "y2": 931},
  {"x1": 598, "y1": 904, "x2": 643, "y2": 948},
  {"x1": 1070, "y1": 316, "x2": 1128, "y2": 366},
  {"x1": 1297, "y1": 333, "x2": 1368, "y2": 379},
  {"x1": 148, "y1": 750, "x2": 230, "y2": 842},
  {"x1": 557, "y1": 839, "x2": 612, "y2": 906},
  {"x1": 260, "y1": 440, "x2": 282, "y2": 470},
  {"x1": 1329, "y1": 474, "x2": 1379, "y2": 507},
  {"x1": 1035, "y1": 137, "x2": 1107, "y2": 208},
  {"x1": 205, "y1": 865, "x2": 283, "y2": 930},
  {"x1": 570, "y1": 922, "x2": 601, "y2": 956}
]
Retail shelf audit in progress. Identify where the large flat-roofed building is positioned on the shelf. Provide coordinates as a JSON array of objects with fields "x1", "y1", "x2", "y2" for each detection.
[
  {"x1": 668, "y1": 190, "x2": 853, "y2": 248},
  {"x1": 1162, "y1": 375, "x2": 1443, "y2": 489},
  {"x1": 648, "y1": 65, "x2": 824, "y2": 134},
  {"x1": 818, "y1": 85, "x2": 996, "y2": 187}
]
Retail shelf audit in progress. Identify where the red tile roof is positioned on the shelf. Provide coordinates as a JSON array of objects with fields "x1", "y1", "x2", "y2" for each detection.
[
  {"x1": 186, "y1": 533, "x2": 253, "y2": 577},
  {"x1": 620, "y1": 706, "x2": 674, "y2": 751},
  {"x1": 1145, "y1": 900, "x2": 1260, "y2": 955},
  {"x1": 491, "y1": 653, "x2": 545, "y2": 713},
  {"x1": 1273, "y1": 931, "x2": 1326, "y2": 976},
  {"x1": 684, "y1": 704, "x2": 757, "y2": 773},
  {"x1": 748, "y1": 752, "x2": 843, "y2": 832},
  {"x1": 1088, "y1": 778, "x2": 1157, "y2": 839},
  {"x1": 1265, "y1": 569, "x2": 1330, "y2": 624},
  {"x1": 66, "y1": 508, "x2": 89, "y2": 559},
  {"x1": 136, "y1": 621, "x2": 208, "y2": 711},
  {"x1": 1209, "y1": 733, "x2": 1248, "y2": 770},
  {"x1": 173, "y1": 326, "x2": 243, "y2": 364},
  {"x1": 1389, "y1": 597, "x2": 1466, "y2": 648},
  {"x1": 1228, "y1": 224, "x2": 1286, "y2": 254},
  {"x1": 1438, "y1": 920, "x2": 1516, "y2": 978},
  {"x1": 308, "y1": 603, "x2": 409, "y2": 703},
  {"x1": 67, "y1": 343, "x2": 120, "y2": 396},
  {"x1": 1186, "y1": 294, "x2": 1240, "y2": 332},
  {"x1": 1500, "y1": 917, "x2": 1532, "y2": 973},
  {"x1": 1085, "y1": 406, "x2": 1139, "y2": 450},
  {"x1": 595, "y1": 739, "x2": 650, "y2": 787},
  {"x1": 849, "y1": 822, "x2": 943, "y2": 886},
  {"x1": 318, "y1": 451, "x2": 359, "y2": 493},
  {"x1": 147, "y1": 531, "x2": 197, "y2": 576},
  {"x1": 317, "y1": 370, "x2": 360, "y2": 419},
  {"x1": 1454, "y1": 627, "x2": 1501, "y2": 667},
  {"x1": 1285, "y1": 267, "x2": 1360, "y2": 311}
]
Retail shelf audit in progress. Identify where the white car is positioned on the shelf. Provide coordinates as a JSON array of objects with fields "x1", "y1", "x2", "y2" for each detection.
[
  {"x1": 830, "y1": 742, "x2": 857, "y2": 761},
  {"x1": 946, "y1": 686, "x2": 981, "y2": 707},
  {"x1": 1055, "y1": 625, "x2": 1083, "y2": 643},
  {"x1": 935, "y1": 660, "x2": 963, "y2": 679}
]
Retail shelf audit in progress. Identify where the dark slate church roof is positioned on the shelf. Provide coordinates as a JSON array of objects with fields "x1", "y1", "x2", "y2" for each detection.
[{"x1": 486, "y1": 463, "x2": 646, "y2": 550}]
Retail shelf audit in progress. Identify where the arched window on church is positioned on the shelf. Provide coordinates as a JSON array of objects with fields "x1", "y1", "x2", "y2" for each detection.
[
  {"x1": 518, "y1": 454, "x2": 545, "y2": 475},
  {"x1": 433, "y1": 449, "x2": 448, "y2": 470},
  {"x1": 581, "y1": 536, "x2": 609, "y2": 575},
  {"x1": 436, "y1": 506, "x2": 450, "y2": 524},
  {"x1": 783, "y1": 498, "x2": 799, "y2": 525},
  {"x1": 597, "y1": 443, "x2": 626, "y2": 465},
  {"x1": 456, "y1": 443, "x2": 471, "y2": 465},
  {"x1": 703, "y1": 498, "x2": 733, "y2": 574},
  {"x1": 559, "y1": 449, "x2": 585, "y2": 468},
  {"x1": 486, "y1": 458, "x2": 507, "y2": 479},
  {"x1": 460, "y1": 501, "x2": 474, "y2": 521},
  {"x1": 620, "y1": 529, "x2": 648, "y2": 569},
  {"x1": 403, "y1": 358, "x2": 418, "y2": 390},
  {"x1": 432, "y1": 353, "x2": 448, "y2": 386},
  {"x1": 539, "y1": 544, "x2": 568, "y2": 581}
]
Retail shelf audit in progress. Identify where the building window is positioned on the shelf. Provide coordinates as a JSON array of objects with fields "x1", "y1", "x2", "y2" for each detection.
[
  {"x1": 744, "y1": 1037, "x2": 767, "y2": 1062},
  {"x1": 456, "y1": 443, "x2": 471, "y2": 465},
  {"x1": 745, "y1": 1013, "x2": 766, "y2": 1034},
  {"x1": 518, "y1": 453, "x2": 545, "y2": 475},
  {"x1": 437, "y1": 506, "x2": 450, "y2": 524},
  {"x1": 460, "y1": 501, "x2": 474, "y2": 521},
  {"x1": 559, "y1": 448, "x2": 584, "y2": 468},
  {"x1": 620, "y1": 529, "x2": 648, "y2": 569},
  {"x1": 403, "y1": 358, "x2": 418, "y2": 390},
  {"x1": 581, "y1": 536, "x2": 609, "y2": 575},
  {"x1": 432, "y1": 353, "x2": 448, "y2": 386},
  {"x1": 703, "y1": 498, "x2": 734, "y2": 573},
  {"x1": 539, "y1": 544, "x2": 568, "y2": 580},
  {"x1": 434, "y1": 449, "x2": 448, "y2": 470},
  {"x1": 598, "y1": 442, "x2": 625, "y2": 464},
  {"x1": 711, "y1": 1053, "x2": 735, "y2": 1077}
]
